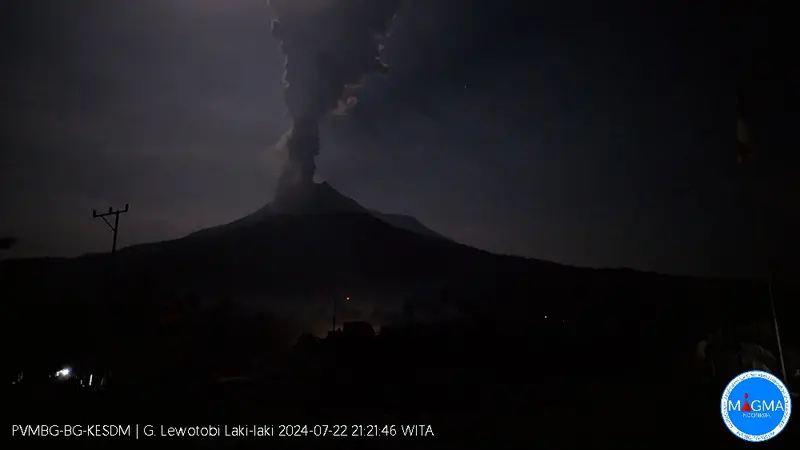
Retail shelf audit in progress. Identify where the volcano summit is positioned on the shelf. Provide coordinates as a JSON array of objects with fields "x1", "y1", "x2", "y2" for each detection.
[{"x1": 189, "y1": 181, "x2": 447, "y2": 241}]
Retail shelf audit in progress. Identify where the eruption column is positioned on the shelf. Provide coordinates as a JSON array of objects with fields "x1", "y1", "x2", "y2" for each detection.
[{"x1": 268, "y1": 0, "x2": 403, "y2": 193}]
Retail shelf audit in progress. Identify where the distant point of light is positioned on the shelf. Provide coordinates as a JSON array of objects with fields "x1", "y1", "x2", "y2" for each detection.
[
  {"x1": 56, "y1": 367, "x2": 70, "y2": 378},
  {"x1": 544, "y1": 315, "x2": 547, "y2": 319},
  {"x1": 346, "y1": 296, "x2": 350, "y2": 301}
]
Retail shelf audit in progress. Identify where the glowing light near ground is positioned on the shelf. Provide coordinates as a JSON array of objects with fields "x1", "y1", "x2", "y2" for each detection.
[{"x1": 55, "y1": 368, "x2": 70, "y2": 378}]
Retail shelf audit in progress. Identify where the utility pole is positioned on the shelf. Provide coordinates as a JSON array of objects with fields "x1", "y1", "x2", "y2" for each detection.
[
  {"x1": 91, "y1": 204, "x2": 128, "y2": 385},
  {"x1": 332, "y1": 296, "x2": 337, "y2": 332},
  {"x1": 737, "y1": 101, "x2": 788, "y2": 384},
  {"x1": 332, "y1": 296, "x2": 349, "y2": 332},
  {"x1": 92, "y1": 204, "x2": 129, "y2": 259}
]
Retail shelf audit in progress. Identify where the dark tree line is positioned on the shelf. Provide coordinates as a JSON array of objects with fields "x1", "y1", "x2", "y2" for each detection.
[{"x1": 0, "y1": 236, "x2": 15, "y2": 250}]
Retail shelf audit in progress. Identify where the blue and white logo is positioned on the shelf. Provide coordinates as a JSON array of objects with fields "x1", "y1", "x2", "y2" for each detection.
[{"x1": 721, "y1": 370, "x2": 792, "y2": 442}]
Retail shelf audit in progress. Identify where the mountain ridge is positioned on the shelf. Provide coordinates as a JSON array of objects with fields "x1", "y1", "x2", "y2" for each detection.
[
  {"x1": 188, "y1": 181, "x2": 449, "y2": 242},
  {"x1": 3, "y1": 181, "x2": 782, "y2": 340}
]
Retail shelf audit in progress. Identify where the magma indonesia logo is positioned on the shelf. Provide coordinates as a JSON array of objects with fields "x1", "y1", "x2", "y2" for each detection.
[{"x1": 721, "y1": 371, "x2": 792, "y2": 442}]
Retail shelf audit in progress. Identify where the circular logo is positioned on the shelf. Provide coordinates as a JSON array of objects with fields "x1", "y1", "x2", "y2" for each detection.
[{"x1": 721, "y1": 370, "x2": 792, "y2": 442}]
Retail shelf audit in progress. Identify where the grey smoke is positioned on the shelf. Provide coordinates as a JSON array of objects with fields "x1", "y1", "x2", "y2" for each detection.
[{"x1": 268, "y1": 0, "x2": 403, "y2": 192}]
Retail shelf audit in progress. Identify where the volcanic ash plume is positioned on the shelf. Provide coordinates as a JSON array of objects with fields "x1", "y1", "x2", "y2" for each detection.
[{"x1": 268, "y1": 0, "x2": 402, "y2": 193}]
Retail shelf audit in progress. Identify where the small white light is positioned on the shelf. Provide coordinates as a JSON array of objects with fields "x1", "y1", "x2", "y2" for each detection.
[
  {"x1": 89, "y1": 374, "x2": 93, "y2": 386},
  {"x1": 544, "y1": 315, "x2": 547, "y2": 319}
]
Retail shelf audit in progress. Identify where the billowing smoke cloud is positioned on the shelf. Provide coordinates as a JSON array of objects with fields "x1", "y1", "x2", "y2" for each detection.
[{"x1": 268, "y1": 0, "x2": 403, "y2": 192}]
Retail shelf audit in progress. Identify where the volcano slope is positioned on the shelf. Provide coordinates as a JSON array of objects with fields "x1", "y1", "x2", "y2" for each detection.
[{"x1": 2, "y1": 181, "x2": 782, "y2": 378}]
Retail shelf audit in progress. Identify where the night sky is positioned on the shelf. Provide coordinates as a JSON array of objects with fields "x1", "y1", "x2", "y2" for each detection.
[{"x1": 1, "y1": 1, "x2": 795, "y2": 278}]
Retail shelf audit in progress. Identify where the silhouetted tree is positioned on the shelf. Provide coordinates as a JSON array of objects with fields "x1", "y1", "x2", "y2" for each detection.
[
  {"x1": 0, "y1": 236, "x2": 16, "y2": 250},
  {"x1": 694, "y1": 324, "x2": 795, "y2": 385},
  {"x1": 296, "y1": 332, "x2": 318, "y2": 348}
]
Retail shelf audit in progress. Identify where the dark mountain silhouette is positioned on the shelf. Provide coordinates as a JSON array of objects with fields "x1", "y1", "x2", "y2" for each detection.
[
  {"x1": 105, "y1": 182, "x2": 566, "y2": 313},
  {"x1": 2, "y1": 183, "x2": 554, "y2": 313},
  {"x1": 2, "y1": 181, "x2": 794, "y2": 354},
  {"x1": 368, "y1": 209, "x2": 450, "y2": 241},
  {"x1": 188, "y1": 181, "x2": 445, "y2": 241},
  {"x1": 6, "y1": 181, "x2": 799, "y2": 434}
]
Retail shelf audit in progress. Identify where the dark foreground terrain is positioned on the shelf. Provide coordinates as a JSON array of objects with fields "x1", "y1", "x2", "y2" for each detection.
[
  {"x1": 6, "y1": 185, "x2": 798, "y2": 447},
  {"x1": 10, "y1": 321, "x2": 798, "y2": 448}
]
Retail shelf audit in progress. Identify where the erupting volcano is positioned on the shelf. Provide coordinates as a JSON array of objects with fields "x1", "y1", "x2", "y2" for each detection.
[{"x1": 267, "y1": 0, "x2": 403, "y2": 199}]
